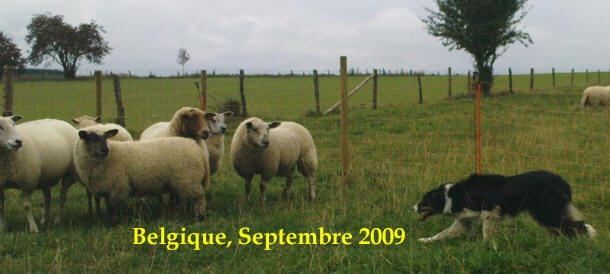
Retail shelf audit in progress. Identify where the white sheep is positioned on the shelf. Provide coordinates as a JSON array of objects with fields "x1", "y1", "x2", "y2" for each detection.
[
  {"x1": 73, "y1": 128, "x2": 209, "y2": 222},
  {"x1": 230, "y1": 117, "x2": 317, "y2": 203},
  {"x1": 204, "y1": 111, "x2": 233, "y2": 175},
  {"x1": 140, "y1": 107, "x2": 210, "y2": 205},
  {"x1": 0, "y1": 116, "x2": 79, "y2": 232},
  {"x1": 72, "y1": 115, "x2": 134, "y2": 141},
  {"x1": 581, "y1": 86, "x2": 610, "y2": 107},
  {"x1": 72, "y1": 115, "x2": 134, "y2": 216}
]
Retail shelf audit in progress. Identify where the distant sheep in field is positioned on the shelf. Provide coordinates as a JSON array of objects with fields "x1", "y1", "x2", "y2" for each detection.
[
  {"x1": 73, "y1": 128, "x2": 209, "y2": 223},
  {"x1": 0, "y1": 116, "x2": 79, "y2": 232},
  {"x1": 204, "y1": 111, "x2": 233, "y2": 175},
  {"x1": 581, "y1": 86, "x2": 610, "y2": 107},
  {"x1": 72, "y1": 115, "x2": 134, "y2": 141},
  {"x1": 230, "y1": 117, "x2": 317, "y2": 203}
]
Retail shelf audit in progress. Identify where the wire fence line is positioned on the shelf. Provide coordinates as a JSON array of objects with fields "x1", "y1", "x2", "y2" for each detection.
[{"x1": 2, "y1": 64, "x2": 609, "y2": 210}]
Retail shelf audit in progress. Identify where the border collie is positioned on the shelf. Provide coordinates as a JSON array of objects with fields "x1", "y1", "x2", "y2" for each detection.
[{"x1": 413, "y1": 170, "x2": 596, "y2": 242}]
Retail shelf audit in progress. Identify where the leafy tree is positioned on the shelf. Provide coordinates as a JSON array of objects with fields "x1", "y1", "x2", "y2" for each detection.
[
  {"x1": 422, "y1": 0, "x2": 532, "y2": 95},
  {"x1": 177, "y1": 48, "x2": 190, "y2": 77},
  {"x1": 26, "y1": 14, "x2": 111, "y2": 79},
  {"x1": 0, "y1": 31, "x2": 26, "y2": 76}
]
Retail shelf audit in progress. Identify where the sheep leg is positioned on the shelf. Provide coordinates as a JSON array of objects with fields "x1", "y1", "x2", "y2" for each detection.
[
  {"x1": 40, "y1": 188, "x2": 51, "y2": 226},
  {"x1": 95, "y1": 196, "x2": 102, "y2": 217},
  {"x1": 282, "y1": 175, "x2": 293, "y2": 200},
  {"x1": 22, "y1": 190, "x2": 39, "y2": 233},
  {"x1": 259, "y1": 178, "x2": 270, "y2": 205},
  {"x1": 54, "y1": 177, "x2": 74, "y2": 225},
  {"x1": 244, "y1": 176, "x2": 253, "y2": 203},
  {"x1": 0, "y1": 188, "x2": 6, "y2": 232},
  {"x1": 308, "y1": 174, "x2": 316, "y2": 201},
  {"x1": 86, "y1": 190, "x2": 93, "y2": 215}
]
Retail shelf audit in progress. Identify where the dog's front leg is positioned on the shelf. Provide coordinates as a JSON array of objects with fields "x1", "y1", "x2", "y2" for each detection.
[{"x1": 418, "y1": 219, "x2": 466, "y2": 242}]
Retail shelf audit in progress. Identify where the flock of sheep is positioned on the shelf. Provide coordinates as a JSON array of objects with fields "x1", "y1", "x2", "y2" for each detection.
[{"x1": 0, "y1": 107, "x2": 317, "y2": 232}]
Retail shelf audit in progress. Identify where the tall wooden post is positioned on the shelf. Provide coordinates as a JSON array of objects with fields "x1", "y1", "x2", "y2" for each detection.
[
  {"x1": 467, "y1": 71, "x2": 471, "y2": 97},
  {"x1": 475, "y1": 84, "x2": 482, "y2": 174},
  {"x1": 508, "y1": 68, "x2": 513, "y2": 94},
  {"x1": 372, "y1": 69, "x2": 378, "y2": 110},
  {"x1": 417, "y1": 75, "x2": 423, "y2": 104},
  {"x1": 95, "y1": 71, "x2": 102, "y2": 118},
  {"x1": 552, "y1": 68, "x2": 555, "y2": 89},
  {"x1": 340, "y1": 56, "x2": 349, "y2": 185},
  {"x1": 586, "y1": 69, "x2": 589, "y2": 86},
  {"x1": 529, "y1": 68, "x2": 534, "y2": 92},
  {"x1": 447, "y1": 67, "x2": 453, "y2": 101},
  {"x1": 239, "y1": 69, "x2": 247, "y2": 117},
  {"x1": 200, "y1": 70, "x2": 207, "y2": 111},
  {"x1": 112, "y1": 75, "x2": 126, "y2": 127},
  {"x1": 3, "y1": 66, "x2": 14, "y2": 116},
  {"x1": 597, "y1": 69, "x2": 601, "y2": 84},
  {"x1": 313, "y1": 69, "x2": 320, "y2": 114},
  {"x1": 570, "y1": 68, "x2": 574, "y2": 88}
]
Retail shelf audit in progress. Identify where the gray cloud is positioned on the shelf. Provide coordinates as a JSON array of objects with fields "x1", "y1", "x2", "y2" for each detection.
[{"x1": 1, "y1": 0, "x2": 608, "y2": 75}]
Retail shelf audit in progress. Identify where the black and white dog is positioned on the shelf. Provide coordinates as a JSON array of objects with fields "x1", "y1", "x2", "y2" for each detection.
[{"x1": 413, "y1": 170, "x2": 596, "y2": 242}]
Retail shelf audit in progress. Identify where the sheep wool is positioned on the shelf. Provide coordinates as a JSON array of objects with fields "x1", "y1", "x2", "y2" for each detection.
[
  {"x1": 581, "y1": 86, "x2": 610, "y2": 107},
  {"x1": 230, "y1": 117, "x2": 317, "y2": 202},
  {"x1": 0, "y1": 117, "x2": 79, "y2": 232},
  {"x1": 72, "y1": 115, "x2": 133, "y2": 141},
  {"x1": 74, "y1": 128, "x2": 208, "y2": 222}
]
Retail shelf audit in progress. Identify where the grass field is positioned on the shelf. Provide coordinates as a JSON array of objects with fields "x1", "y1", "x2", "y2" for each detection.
[{"x1": 0, "y1": 72, "x2": 608, "y2": 272}]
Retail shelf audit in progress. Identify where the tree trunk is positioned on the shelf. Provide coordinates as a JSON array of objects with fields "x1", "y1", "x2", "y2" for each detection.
[
  {"x1": 476, "y1": 65, "x2": 493, "y2": 95},
  {"x1": 63, "y1": 64, "x2": 77, "y2": 79}
]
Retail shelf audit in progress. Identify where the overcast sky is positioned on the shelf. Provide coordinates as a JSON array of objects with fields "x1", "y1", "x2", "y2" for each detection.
[{"x1": 1, "y1": 0, "x2": 609, "y2": 75}]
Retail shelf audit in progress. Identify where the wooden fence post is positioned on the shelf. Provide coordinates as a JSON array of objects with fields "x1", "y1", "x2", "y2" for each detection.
[
  {"x1": 475, "y1": 83, "x2": 482, "y2": 174},
  {"x1": 112, "y1": 74, "x2": 126, "y2": 127},
  {"x1": 529, "y1": 68, "x2": 534, "y2": 92},
  {"x1": 570, "y1": 68, "x2": 574, "y2": 88},
  {"x1": 95, "y1": 70, "x2": 102, "y2": 118},
  {"x1": 339, "y1": 56, "x2": 349, "y2": 185},
  {"x1": 552, "y1": 68, "x2": 555, "y2": 89},
  {"x1": 586, "y1": 69, "x2": 589, "y2": 86},
  {"x1": 372, "y1": 69, "x2": 378, "y2": 110},
  {"x1": 508, "y1": 68, "x2": 513, "y2": 94},
  {"x1": 448, "y1": 67, "x2": 452, "y2": 101},
  {"x1": 200, "y1": 70, "x2": 207, "y2": 111},
  {"x1": 417, "y1": 75, "x2": 423, "y2": 104},
  {"x1": 3, "y1": 66, "x2": 14, "y2": 116},
  {"x1": 313, "y1": 69, "x2": 320, "y2": 114},
  {"x1": 467, "y1": 71, "x2": 471, "y2": 97},
  {"x1": 239, "y1": 69, "x2": 247, "y2": 117}
]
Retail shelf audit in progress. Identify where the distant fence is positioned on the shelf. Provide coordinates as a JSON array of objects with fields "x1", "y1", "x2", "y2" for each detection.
[{"x1": 2, "y1": 62, "x2": 608, "y2": 209}]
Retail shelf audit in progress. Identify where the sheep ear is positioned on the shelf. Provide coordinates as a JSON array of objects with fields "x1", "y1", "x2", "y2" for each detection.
[
  {"x1": 268, "y1": 122, "x2": 281, "y2": 129},
  {"x1": 222, "y1": 111, "x2": 233, "y2": 117},
  {"x1": 104, "y1": 129, "x2": 119, "y2": 138},
  {"x1": 201, "y1": 130, "x2": 210, "y2": 139},
  {"x1": 246, "y1": 122, "x2": 253, "y2": 129},
  {"x1": 205, "y1": 112, "x2": 216, "y2": 120},
  {"x1": 95, "y1": 116, "x2": 102, "y2": 122},
  {"x1": 181, "y1": 114, "x2": 189, "y2": 120},
  {"x1": 11, "y1": 115, "x2": 22, "y2": 122},
  {"x1": 78, "y1": 130, "x2": 89, "y2": 140},
  {"x1": 71, "y1": 118, "x2": 80, "y2": 124}
]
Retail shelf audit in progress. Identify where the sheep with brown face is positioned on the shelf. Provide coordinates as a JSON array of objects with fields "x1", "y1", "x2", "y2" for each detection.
[
  {"x1": 73, "y1": 127, "x2": 209, "y2": 223},
  {"x1": 230, "y1": 117, "x2": 317, "y2": 203}
]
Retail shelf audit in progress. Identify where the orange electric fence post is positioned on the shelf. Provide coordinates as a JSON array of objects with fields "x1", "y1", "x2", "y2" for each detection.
[
  {"x1": 476, "y1": 83, "x2": 482, "y2": 174},
  {"x1": 200, "y1": 70, "x2": 207, "y2": 111},
  {"x1": 340, "y1": 56, "x2": 350, "y2": 185},
  {"x1": 95, "y1": 70, "x2": 102, "y2": 118}
]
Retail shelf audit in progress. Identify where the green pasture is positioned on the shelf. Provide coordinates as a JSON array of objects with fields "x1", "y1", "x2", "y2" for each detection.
[{"x1": 0, "y1": 73, "x2": 608, "y2": 272}]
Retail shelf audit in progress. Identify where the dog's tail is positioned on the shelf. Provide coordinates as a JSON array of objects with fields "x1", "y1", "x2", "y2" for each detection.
[{"x1": 563, "y1": 203, "x2": 595, "y2": 238}]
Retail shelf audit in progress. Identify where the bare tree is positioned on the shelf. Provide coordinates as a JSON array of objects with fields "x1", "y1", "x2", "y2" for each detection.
[{"x1": 177, "y1": 48, "x2": 190, "y2": 77}]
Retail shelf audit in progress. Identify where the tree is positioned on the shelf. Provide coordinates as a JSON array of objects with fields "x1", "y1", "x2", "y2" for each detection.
[
  {"x1": 177, "y1": 48, "x2": 190, "y2": 77},
  {"x1": 422, "y1": 0, "x2": 532, "y2": 95},
  {"x1": 0, "y1": 31, "x2": 26, "y2": 76},
  {"x1": 25, "y1": 14, "x2": 111, "y2": 79}
]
